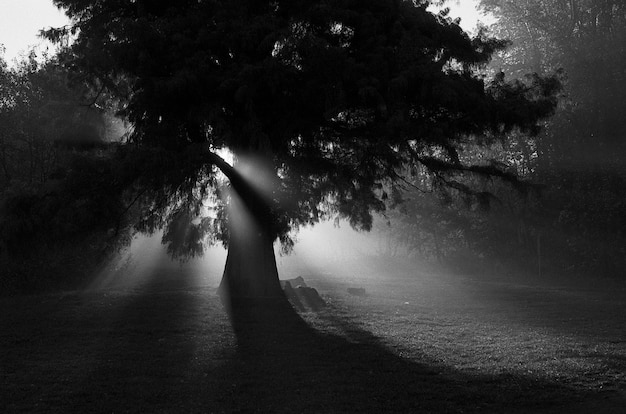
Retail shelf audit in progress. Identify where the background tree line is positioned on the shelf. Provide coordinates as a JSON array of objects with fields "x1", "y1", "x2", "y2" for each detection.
[
  {"x1": 378, "y1": 0, "x2": 626, "y2": 279},
  {"x1": 0, "y1": 51, "x2": 131, "y2": 293}
]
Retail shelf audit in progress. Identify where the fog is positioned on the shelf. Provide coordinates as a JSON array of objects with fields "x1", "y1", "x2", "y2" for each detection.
[{"x1": 90, "y1": 220, "x2": 396, "y2": 293}]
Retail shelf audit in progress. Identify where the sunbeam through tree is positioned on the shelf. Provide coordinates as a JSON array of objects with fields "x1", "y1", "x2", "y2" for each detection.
[{"x1": 40, "y1": 0, "x2": 560, "y2": 303}]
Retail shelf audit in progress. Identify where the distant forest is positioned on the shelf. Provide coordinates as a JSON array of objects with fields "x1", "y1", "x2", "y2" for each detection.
[
  {"x1": 364, "y1": 0, "x2": 626, "y2": 280},
  {"x1": 1, "y1": 0, "x2": 624, "y2": 294},
  {"x1": 383, "y1": 0, "x2": 626, "y2": 278}
]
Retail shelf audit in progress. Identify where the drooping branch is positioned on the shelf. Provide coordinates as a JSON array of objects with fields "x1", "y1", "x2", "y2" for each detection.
[
  {"x1": 81, "y1": 83, "x2": 106, "y2": 108},
  {"x1": 409, "y1": 154, "x2": 543, "y2": 208},
  {"x1": 113, "y1": 188, "x2": 148, "y2": 236}
]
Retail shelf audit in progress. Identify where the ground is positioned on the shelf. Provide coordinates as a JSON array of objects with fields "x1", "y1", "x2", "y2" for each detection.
[{"x1": 1, "y1": 247, "x2": 625, "y2": 413}]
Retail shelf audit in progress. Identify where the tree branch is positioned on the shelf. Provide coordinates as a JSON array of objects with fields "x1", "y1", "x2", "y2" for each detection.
[{"x1": 81, "y1": 83, "x2": 106, "y2": 108}]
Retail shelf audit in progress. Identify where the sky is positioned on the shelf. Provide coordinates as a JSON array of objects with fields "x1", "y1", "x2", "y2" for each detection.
[
  {"x1": 429, "y1": 0, "x2": 492, "y2": 33},
  {"x1": 0, "y1": 0, "x2": 68, "y2": 65},
  {"x1": 0, "y1": 0, "x2": 491, "y2": 66}
]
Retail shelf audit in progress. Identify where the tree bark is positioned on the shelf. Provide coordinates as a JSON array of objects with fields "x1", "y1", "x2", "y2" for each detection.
[
  {"x1": 206, "y1": 150, "x2": 285, "y2": 302},
  {"x1": 218, "y1": 187, "x2": 284, "y2": 299}
]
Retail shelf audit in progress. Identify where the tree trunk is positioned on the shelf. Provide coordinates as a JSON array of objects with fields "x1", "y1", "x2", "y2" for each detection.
[
  {"x1": 210, "y1": 151, "x2": 285, "y2": 302},
  {"x1": 218, "y1": 188, "x2": 284, "y2": 299}
]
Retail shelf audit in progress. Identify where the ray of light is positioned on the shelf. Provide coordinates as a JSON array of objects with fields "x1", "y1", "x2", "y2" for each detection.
[
  {"x1": 88, "y1": 230, "x2": 226, "y2": 292},
  {"x1": 275, "y1": 220, "x2": 395, "y2": 289}
]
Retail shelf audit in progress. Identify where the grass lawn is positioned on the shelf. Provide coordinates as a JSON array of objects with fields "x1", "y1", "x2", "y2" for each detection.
[{"x1": 1, "y1": 256, "x2": 625, "y2": 413}]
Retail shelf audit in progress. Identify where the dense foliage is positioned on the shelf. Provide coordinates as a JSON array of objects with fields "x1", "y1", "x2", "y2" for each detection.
[
  {"x1": 0, "y1": 54, "x2": 128, "y2": 293},
  {"x1": 3, "y1": 1, "x2": 561, "y2": 295},
  {"x1": 46, "y1": 0, "x2": 557, "y2": 237},
  {"x1": 477, "y1": 0, "x2": 626, "y2": 277},
  {"x1": 376, "y1": 1, "x2": 626, "y2": 279}
]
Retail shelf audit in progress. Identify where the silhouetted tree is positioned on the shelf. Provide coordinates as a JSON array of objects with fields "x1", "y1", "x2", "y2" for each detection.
[{"x1": 47, "y1": 0, "x2": 559, "y2": 300}]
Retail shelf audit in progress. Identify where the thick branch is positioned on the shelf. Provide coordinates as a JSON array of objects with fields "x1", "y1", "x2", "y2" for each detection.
[{"x1": 200, "y1": 147, "x2": 274, "y2": 224}]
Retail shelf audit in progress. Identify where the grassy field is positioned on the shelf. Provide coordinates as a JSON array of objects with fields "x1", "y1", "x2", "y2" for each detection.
[{"x1": 1, "y1": 252, "x2": 625, "y2": 413}]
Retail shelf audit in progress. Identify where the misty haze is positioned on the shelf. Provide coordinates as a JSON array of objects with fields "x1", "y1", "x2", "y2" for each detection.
[{"x1": 1, "y1": 1, "x2": 625, "y2": 413}]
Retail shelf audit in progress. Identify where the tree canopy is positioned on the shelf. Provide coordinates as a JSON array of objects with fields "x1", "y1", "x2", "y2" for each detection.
[{"x1": 41, "y1": 0, "x2": 560, "y2": 297}]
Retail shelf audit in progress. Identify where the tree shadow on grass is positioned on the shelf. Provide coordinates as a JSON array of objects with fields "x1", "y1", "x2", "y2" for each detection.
[
  {"x1": 213, "y1": 298, "x2": 625, "y2": 413},
  {"x1": 79, "y1": 268, "x2": 227, "y2": 413},
  {"x1": 0, "y1": 267, "x2": 229, "y2": 413}
]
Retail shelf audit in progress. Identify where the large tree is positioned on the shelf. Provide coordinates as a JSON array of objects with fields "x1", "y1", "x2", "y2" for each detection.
[{"x1": 46, "y1": 0, "x2": 559, "y2": 301}]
